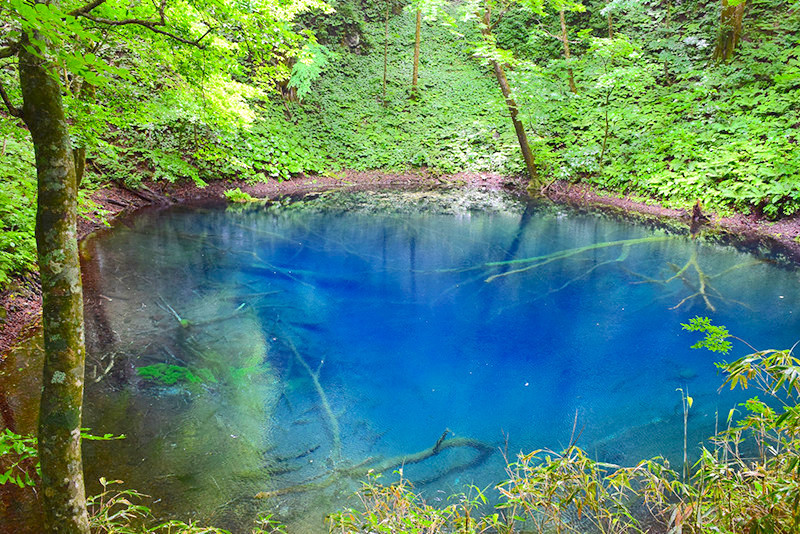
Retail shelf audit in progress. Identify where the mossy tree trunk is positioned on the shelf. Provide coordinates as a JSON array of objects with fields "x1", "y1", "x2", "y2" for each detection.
[
  {"x1": 713, "y1": 0, "x2": 746, "y2": 62},
  {"x1": 478, "y1": 7, "x2": 540, "y2": 188},
  {"x1": 18, "y1": 32, "x2": 91, "y2": 534}
]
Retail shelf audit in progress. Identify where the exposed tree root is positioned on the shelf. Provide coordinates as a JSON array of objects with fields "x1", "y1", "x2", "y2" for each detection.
[{"x1": 254, "y1": 432, "x2": 495, "y2": 500}]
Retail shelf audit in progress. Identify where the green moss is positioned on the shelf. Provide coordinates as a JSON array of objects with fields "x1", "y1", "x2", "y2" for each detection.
[
  {"x1": 136, "y1": 363, "x2": 217, "y2": 386},
  {"x1": 224, "y1": 187, "x2": 259, "y2": 203}
]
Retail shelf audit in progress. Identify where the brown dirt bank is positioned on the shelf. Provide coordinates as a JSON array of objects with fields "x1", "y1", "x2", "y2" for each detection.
[
  {"x1": 3, "y1": 170, "x2": 800, "y2": 355},
  {"x1": 546, "y1": 180, "x2": 800, "y2": 260}
]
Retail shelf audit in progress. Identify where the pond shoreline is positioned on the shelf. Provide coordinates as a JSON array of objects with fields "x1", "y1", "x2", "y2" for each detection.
[{"x1": 3, "y1": 169, "x2": 800, "y2": 356}]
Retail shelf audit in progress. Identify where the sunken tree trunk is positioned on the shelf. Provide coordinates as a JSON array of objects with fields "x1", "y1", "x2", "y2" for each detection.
[
  {"x1": 559, "y1": 9, "x2": 577, "y2": 93},
  {"x1": 713, "y1": 0, "x2": 746, "y2": 62},
  {"x1": 478, "y1": 9, "x2": 540, "y2": 188},
  {"x1": 411, "y1": 8, "x2": 421, "y2": 98},
  {"x1": 18, "y1": 35, "x2": 91, "y2": 534}
]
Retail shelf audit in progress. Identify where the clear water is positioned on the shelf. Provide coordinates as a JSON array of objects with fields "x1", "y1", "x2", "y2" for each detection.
[{"x1": 4, "y1": 189, "x2": 800, "y2": 532}]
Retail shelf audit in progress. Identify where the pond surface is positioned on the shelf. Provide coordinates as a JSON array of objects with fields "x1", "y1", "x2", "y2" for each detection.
[{"x1": 2, "y1": 189, "x2": 800, "y2": 532}]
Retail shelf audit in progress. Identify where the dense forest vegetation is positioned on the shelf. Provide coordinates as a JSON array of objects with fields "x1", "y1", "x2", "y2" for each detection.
[
  {"x1": 1, "y1": 0, "x2": 799, "y2": 531},
  {"x1": 1, "y1": 0, "x2": 799, "y2": 287}
]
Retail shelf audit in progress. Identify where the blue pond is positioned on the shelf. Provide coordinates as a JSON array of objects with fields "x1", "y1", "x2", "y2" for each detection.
[{"x1": 73, "y1": 189, "x2": 799, "y2": 531}]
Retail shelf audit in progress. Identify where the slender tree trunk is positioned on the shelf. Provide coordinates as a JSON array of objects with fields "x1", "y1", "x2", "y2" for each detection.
[
  {"x1": 607, "y1": 11, "x2": 614, "y2": 38},
  {"x1": 559, "y1": 9, "x2": 577, "y2": 93},
  {"x1": 18, "y1": 34, "x2": 91, "y2": 534},
  {"x1": 663, "y1": 0, "x2": 672, "y2": 82},
  {"x1": 713, "y1": 0, "x2": 746, "y2": 62},
  {"x1": 665, "y1": 0, "x2": 672, "y2": 28},
  {"x1": 383, "y1": 5, "x2": 389, "y2": 105},
  {"x1": 411, "y1": 8, "x2": 421, "y2": 99},
  {"x1": 599, "y1": 88, "x2": 612, "y2": 169},
  {"x1": 478, "y1": 9, "x2": 540, "y2": 187},
  {"x1": 72, "y1": 81, "x2": 95, "y2": 187}
]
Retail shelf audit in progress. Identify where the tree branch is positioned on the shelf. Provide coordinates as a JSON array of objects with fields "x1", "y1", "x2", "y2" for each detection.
[
  {"x1": 489, "y1": 3, "x2": 512, "y2": 30},
  {"x1": 78, "y1": 14, "x2": 213, "y2": 47},
  {"x1": 68, "y1": 0, "x2": 108, "y2": 17},
  {"x1": 0, "y1": 79, "x2": 22, "y2": 118}
]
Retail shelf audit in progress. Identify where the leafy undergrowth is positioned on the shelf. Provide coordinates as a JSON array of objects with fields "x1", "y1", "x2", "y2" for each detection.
[
  {"x1": 292, "y1": 7, "x2": 522, "y2": 174},
  {"x1": 498, "y1": 0, "x2": 800, "y2": 217},
  {"x1": 0, "y1": 118, "x2": 37, "y2": 288}
]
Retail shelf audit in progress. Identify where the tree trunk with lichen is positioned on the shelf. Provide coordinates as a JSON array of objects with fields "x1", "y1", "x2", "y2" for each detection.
[
  {"x1": 713, "y1": 0, "x2": 746, "y2": 62},
  {"x1": 478, "y1": 9, "x2": 540, "y2": 188},
  {"x1": 19, "y1": 34, "x2": 91, "y2": 534}
]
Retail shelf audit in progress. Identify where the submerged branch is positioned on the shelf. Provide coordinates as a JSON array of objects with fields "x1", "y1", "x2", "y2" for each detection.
[
  {"x1": 483, "y1": 236, "x2": 676, "y2": 283},
  {"x1": 632, "y1": 248, "x2": 762, "y2": 312},
  {"x1": 283, "y1": 335, "x2": 342, "y2": 462},
  {"x1": 254, "y1": 433, "x2": 494, "y2": 500}
]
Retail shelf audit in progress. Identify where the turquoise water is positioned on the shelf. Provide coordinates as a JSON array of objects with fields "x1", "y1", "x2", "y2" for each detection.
[{"x1": 19, "y1": 190, "x2": 800, "y2": 532}]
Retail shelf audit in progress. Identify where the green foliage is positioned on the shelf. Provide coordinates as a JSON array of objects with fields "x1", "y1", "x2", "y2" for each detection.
[
  {"x1": 504, "y1": 0, "x2": 800, "y2": 216},
  {"x1": 88, "y1": 477, "x2": 279, "y2": 533},
  {"x1": 0, "y1": 429, "x2": 123, "y2": 489},
  {"x1": 0, "y1": 120, "x2": 38, "y2": 286},
  {"x1": 291, "y1": 6, "x2": 522, "y2": 174},
  {"x1": 1, "y1": 0, "x2": 798, "y2": 289},
  {"x1": 252, "y1": 513, "x2": 287, "y2": 534},
  {"x1": 0, "y1": 429, "x2": 39, "y2": 488},
  {"x1": 289, "y1": 41, "x2": 336, "y2": 101},
  {"x1": 136, "y1": 363, "x2": 216, "y2": 386},
  {"x1": 90, "y1": 480, "x2": 241, "y2": 533},
  {"x1": 224, "y1": 188, "x2": 259, "y2": 203},
  {"x1": 676, "y1": 334, "x2": 800, "y2": 533},
  {"x1": 499, "y1": 449, "x2": 674, "y2": 533},
  {"x1": 328, "y1": 471, "x2": 504, "y2": 533},
  {"x1": 682, "y1": 316, "x2": 733, "y2": 354},
  {"x1": 1, "y1": 439, "x2": 280, "y2": 532}
]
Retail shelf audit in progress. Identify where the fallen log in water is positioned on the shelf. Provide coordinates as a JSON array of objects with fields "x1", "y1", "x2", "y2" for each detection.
[{"x1": 254, "y1": 432, "x2": 495, "y2": 500}]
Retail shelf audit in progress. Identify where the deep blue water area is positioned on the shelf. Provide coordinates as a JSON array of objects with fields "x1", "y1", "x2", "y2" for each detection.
[{"x1": 69, "y1": 190, "x2": 800, "y2": 531}]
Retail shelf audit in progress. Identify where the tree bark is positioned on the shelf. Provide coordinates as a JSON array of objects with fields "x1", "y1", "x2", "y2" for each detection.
[
  {"x1": 713, "y1": 0, "x2": 746, "y2": 62},
  {"x1": 559, "y1": 9, "x2": 577, "y2": 93},
  {"x1": 478, "y1": 9, "x2": 540, "y2": 187},
  {"x1": 18, "y1": 33, "x2": 91, "y2": 534},
  {"x1": 411, "y1": 8, "x2": 421, "y2": 99}
]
